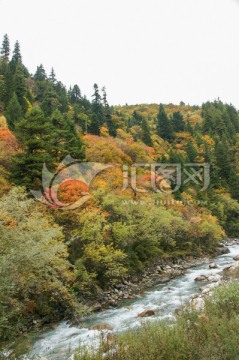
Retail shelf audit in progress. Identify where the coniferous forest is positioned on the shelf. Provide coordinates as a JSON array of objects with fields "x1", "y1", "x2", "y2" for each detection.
[{"x1": 0, "y1": 34, "x2": 239, "y2": 358}]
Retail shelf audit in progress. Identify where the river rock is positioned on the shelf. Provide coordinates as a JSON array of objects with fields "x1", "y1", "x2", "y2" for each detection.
[
  {"x1": 200, "y1": 282, "x2": 219, "y2": 294},
  {"x1": 89, "y1": 323, "x2": 113, "y2": 331},
  {"x1": 91, "y1": 302, "x2": 102, "y2": 312},
  {"x1": 137, "y1": 309, "x2": 155, "y2": 318},
  {"x1": 223, "y1": 264, "x2": 234, "y2": 272},
  {"x1": 153, "y1": 276, "x2": 171, "y2": 285},
  {"x1": 217, "y1": 247, "x2": 229, "y2": 255},
  {"x1": 190, "y1": 297, "x2": 205, "y2": 311},
  {"x1": 233, "y1": 255, "x2": 239, "y2": 261},
  {"x1": 207, "y1": 274, "x2": 221, "y2": 282},
  {"x1": 108, "y1": 299, "x2": 118, "y2": 307},
  {"x1": 163, "y1": 265, "x2": 172, "y2": 272},
  {"x1": 209, "y1": 263, "x2": 219, "y2": 269},
  {"x1": 194, "y1": 275, "x2": 208, "y2": 281}
]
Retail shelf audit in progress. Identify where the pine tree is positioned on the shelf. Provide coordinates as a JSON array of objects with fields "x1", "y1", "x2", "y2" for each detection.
[
  {"x1": 11, "y1": 107, "x2": 54, "y2": 188},
  {"x1": 0, "y1": 34, "x2": 10, "y2": 59},
  {"x1": 129, "y1": 111, "x2": 143, "y2": 127},
  {"x1": 0, "y1": 75, "x2": 6, "y2": 110},
  {"x1": 69, "y1": 84, "x2": 81, "y2": 103},
  {"x1": 141, "y1": 116, "x2": 153, "y2": 146},
  {"x1": 102, "y1": 87, "x2": 116, "y2": 137},
  {"x1": 185, "y1": 141, "x2": 198, "y2": 162},
  {"x1": 13, "y1": 65, "x2": 27, "y2": 112},
  {"x1": 6, "y1": 92, "x2": 22, "y2": 130},
  {"x1": 2, "y1": 64, "x2": 14, "y2": 105},
  {"x1": 51, "y1": 110, "x2": 84, "y2": 161},
  {"x1": 172, "y1": 111, "x2": 184, "y2": 132},
  {"x1": 34, "y1": 64, "x2": 47, "y2": 81},
  {"x1": 229, "y1": 171, "x2": 239, "y2": 200},
  {"x1": 156, "y1": 104, "x2": 174, "y2": 141},
  {"x1": 185, "y1": 120, "x2": 194, "y2": 135},
  {"x1": 215, "y1": 138, "x2": 232, "y2": 181},
  {"x1": 89, "y1": 83, "x2": 103, "y2": 135},
  {"x1": 12, "y1": 41, "x2": 22, "y2": 64},
  {"x1": 41, "y1": 86, "x2": 59, "y2": 116},
  {"x1": 49, "y1": 68, "x2": 57, "y2": 84}
]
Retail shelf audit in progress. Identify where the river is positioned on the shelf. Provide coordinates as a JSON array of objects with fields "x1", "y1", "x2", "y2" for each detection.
[{"x1": 10, "y1": 242, "x2": 239, "y2": 360}]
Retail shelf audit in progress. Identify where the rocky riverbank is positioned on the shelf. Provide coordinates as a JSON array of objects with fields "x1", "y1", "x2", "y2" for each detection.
[
  {"x1": 189, "y1": 238, "x2": 239, "y2": 311},
  {"x1": 89, "y1": 240, "x2": 234, "y2": 312}
]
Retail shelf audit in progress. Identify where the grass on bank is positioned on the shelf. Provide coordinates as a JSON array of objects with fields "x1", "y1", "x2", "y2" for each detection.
[{"x1": 74, "y1": 282, "x2": 239, "y2": 360}]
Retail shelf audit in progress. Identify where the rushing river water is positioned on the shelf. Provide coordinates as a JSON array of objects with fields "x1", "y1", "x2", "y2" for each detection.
[{"x1": 11, "y1": 242, "x2": 239, "y2": 360}]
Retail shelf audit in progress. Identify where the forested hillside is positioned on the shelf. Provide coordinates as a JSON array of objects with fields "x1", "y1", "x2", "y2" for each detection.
[{"x1": 0, "y1": 34, "x2": 239, "y2": 344}]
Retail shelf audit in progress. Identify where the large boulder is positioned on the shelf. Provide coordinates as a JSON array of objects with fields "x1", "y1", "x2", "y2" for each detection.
[
  {"x1": 137, "y1": 309, "x2": 155, "y2": 318},
  {"x1": 209, "y1": 263, "x2": 219, "y2": 269},
  {"x1": 89, "y1": 323, "x2": 113, "y2": 331},
  {"x1": 216, "y1": 246, "x2": 229, "y2": 255},
  {"x1": 233, "y1": 255, "x2": 239, "y2": 261}
]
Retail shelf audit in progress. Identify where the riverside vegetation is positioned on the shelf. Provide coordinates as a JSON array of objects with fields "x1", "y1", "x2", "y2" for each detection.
[
  {"x1": 75, "y1": 281, "x2": 239, "y2": 360},
  {"x1": 0, "y1": 34, "x2": 239, "y2": 353}
]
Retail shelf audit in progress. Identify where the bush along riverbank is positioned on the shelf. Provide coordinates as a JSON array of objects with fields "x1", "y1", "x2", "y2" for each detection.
[
  {"x1": 88, "y1": 240, "x2": 232, "y2": 312},
  {"x1": 75, "y1": 250, "x2": 239, "y2": 360}
]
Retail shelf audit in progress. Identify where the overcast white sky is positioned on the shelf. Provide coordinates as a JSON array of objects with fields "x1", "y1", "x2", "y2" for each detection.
[{"x1": 1, "y1": 0, "x2": 239, "y2": 107}]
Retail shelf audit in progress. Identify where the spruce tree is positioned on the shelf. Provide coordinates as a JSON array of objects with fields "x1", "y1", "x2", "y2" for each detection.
[
  {"x1": 0, "y1": 34, "x2": 10, "y2": 59},
  {"x1": 141, "y1": 116, "x2": 153, "y2": 146},
  {"x1": 34, "y1": 64, "x2": 47, "y2": 81},
  {"x1": 49, "y1": 68, "x2": 57, "y2": 84},
  {"x1": 41, "y1": 86, "x2": 59, "y2": 116},
  {"x1": 156, "y1": 104, "x2": 174, "y2": 141},
  {"x1": 185, "y1": 141, "x2": 198, "y2": 162},
  {"x1": 102, "y1": 87, "x2": 116, "y2": 137},
  {"x1": 11, "y1": 107, "x2": 54, "y2": 188},
  {"x1": 51, "y1": 109, "x2": 84, "y2": 161},
  {"x1": 6, "y1": 92, "x2": 22, "y2": 130},
  {"x1": 69, "y1": 84, "x2": 81, "y2": 103},
  {"x1": 185, "y1": 120, "x2": 194, "y2": 135},
  {"x1": 172, "y1": 111, "x2": 184, "y2": 132},
  {"x1": 89, "y1": 83, "x2": 103, "y2": 135},
  {"x1": 0, "y1": 75, "x2": 6, "y2": 110},
  {"x1": 12, "y1": 41, "x2": 22, "y2": 64},
  {"x1": 13, "y1": 65, "x2": 27, "y2": 112},
  {"x1": 215, "y1": 138, "x2": 231, "y2": 181},
  {"x1": 229, "y1": 171, "x2": 239, "y2": 200}
]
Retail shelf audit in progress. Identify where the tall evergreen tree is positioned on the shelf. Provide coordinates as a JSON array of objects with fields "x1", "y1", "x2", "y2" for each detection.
[
  {"x1": 51, "y1": 110, "x2": 84, "y2": 161},
  {"x1": 185, "y1": 120, "x2": 194, "y2": 135},
  {"x1": 34, "y1": 64, "x2": 47, "y2": 81},
  {"x1": 89, "y1": 83, "x2": 103, "y2": 135},
  {"x1": 11, "y1": 107, "x2": 54, "y2": 188},
  {"x1": 0, "y1": 34, "x2": 10, "y2": 59},
  {"x1": 185, "y1": 141, "x2": 198, "y2": 162},
  {"x1": 41, "y1": 85, "x2": 59, "y2": 116},
  {"x1": 69, "y1": 84, "x2": 81, "y2": 103},
  {"x1": 13, "y1": 65, "x2": 27, "y2": 112},
  {"x1": 156, "y1": 104, "x2": 174, "y2": 141},
  {"x1": 6, "y1": 92, "x2": 22, "y2": 130},
  {"x1": 215, "y1": 137, "x2": 232, "y2": 181},
  {"x1": 12, "y1": 41, "x2": 22, "y2": 64},
  {"x1": 172, "y1": 111, "x2": 184, "y2": 132},
  {"x1": 102, "y1": 87, "x2": 117, "y2": 137},
  {"x1": 49, "y1": 68, "x2": 57, "y2": 84},
  {"x1": 141, "y1": 116, "x2": 153, "y2": 146}
]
